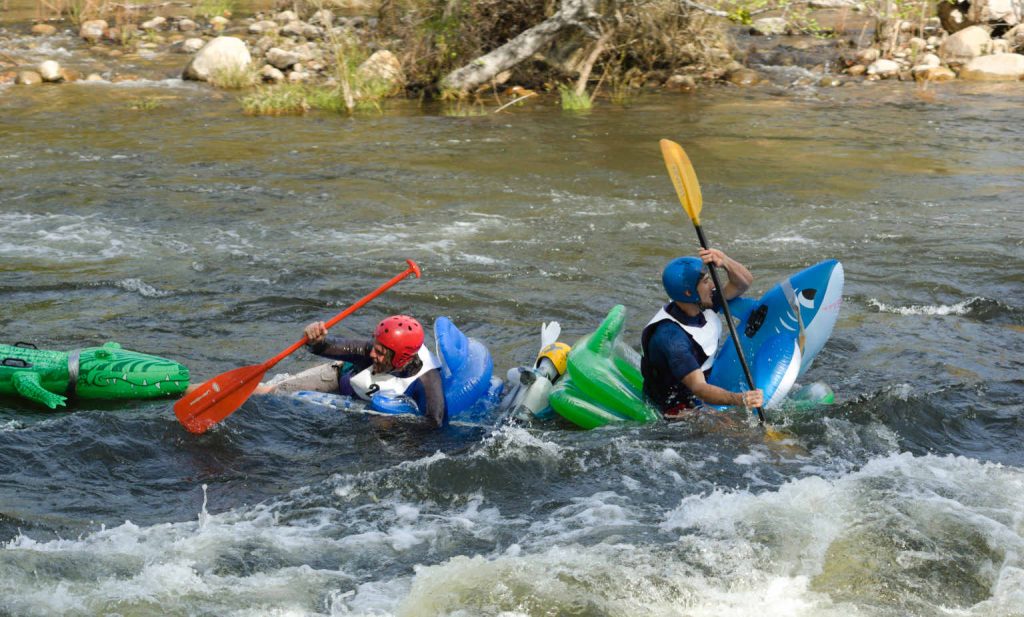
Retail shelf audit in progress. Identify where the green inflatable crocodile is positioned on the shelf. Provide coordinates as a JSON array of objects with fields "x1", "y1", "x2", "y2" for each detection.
[{"x1": 0, "y1": 342, "x2": 189, "y2": 409}]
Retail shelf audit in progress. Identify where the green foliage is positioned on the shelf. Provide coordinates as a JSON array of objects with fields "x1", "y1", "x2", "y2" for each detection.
[
  {"x1": 558, "y1": 84, "x2": 592, "y2": 111},
  {"x1": 194, "y1": 0, "x2": 235, "y2": 18},
  {"x1": 208, "y1": 64, "x2": 256, "y2": 89},
  {"x1": 727, "y1": 7, "x2": 754, "y2": 26},
  {"x1": 127, "y1": 97, "x2": 161, "y2": 111},
  {"x1": 241, "y1": 84, "x2": 310, "y2": 115},
  {"x1": 320, "y1": 27, "x2": 398, "y2": 113}
]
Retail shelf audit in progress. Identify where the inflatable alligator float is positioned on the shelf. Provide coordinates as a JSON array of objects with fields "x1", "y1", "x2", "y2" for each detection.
[{"x1": 0, "y1": 342, "x2": 189, "y2": 409}]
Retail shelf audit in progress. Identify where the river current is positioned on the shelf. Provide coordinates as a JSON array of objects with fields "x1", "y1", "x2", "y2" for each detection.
[{"x1": 1, "y1": 47, "x2": 1023, "y2": 616}]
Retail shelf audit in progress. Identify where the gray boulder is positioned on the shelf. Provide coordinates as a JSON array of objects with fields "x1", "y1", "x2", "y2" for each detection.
[
  {"x1": 940, "y1": 25, "x2": 992, "y2": 66},
  {"x1": 959, "y1": 52, "x2": 1024, "y2": 79},
  {"x1": 182, "y1": 36, "x2": 252, "y2": 81}
]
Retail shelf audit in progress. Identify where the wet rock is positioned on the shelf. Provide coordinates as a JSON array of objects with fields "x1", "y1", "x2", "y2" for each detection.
[
  {"x1": 178, "y1": 19, "x2": 198, "y2": 32},
  {"x1": 111, "y1": 74, "x2": 140, "y2": 83},
  {"x1": 0, "y1": 70, "x2": 16, "y2": 84},
  {"x1": 85, "y1": 73, "x2": 104, "y2": 81},
  {"x1": 665, "y1": 74, "x2": 696, "y2": 90},
  {"x1": 967, "y1": 0, "x2": 1023, "y2": 29},
  {"x1": 867, "y1": 58, "x2": 901, "y2": 77},
  {"x1": 31, "y1": 24, "x2": 57, "y2": 36},
  {"x1": 182, "y1": 36, "x2": 252, "y2": 81},
  {"x1": 141, "y1": 16, "x2": 166, "y2": 31},
  {"x1": 357, "y1": 50, "x2": 404, "y2": 86},
  {"x1": 855, "y1": 47, "x2": 880, "y2": 64},
  {"x1": 333, "y1": 0, "x2": 374, "y2": 11},
  {"x1": 274, "y1": 10, "x2": 298, "y2": 24},
  {"x1": 80, "y1": 19, "x2": 107, "y2": 42},
  {"x1": 913, "y1": 66, "x2": 956, "y2": 81},
  {"x1": 989, "y1": 38, "x2": 1010, "y2": 53},
  {"x1": 725, "y1": 67, "x2": 762, "y2": 86},
  {"x1": 259, "y1": 64, "x2": 284, "y2": 83},
  {"x1": 249, "y1": 20, "x2": 279, "y2": 35},
  {"x1": 176, "y1": 38, "x2": 206, "y2": 54},
  {"x1": 266, "y1": 47, "x2": 300, "y2": 70},
  {"x1": 38, "y1": 60, "x2": 61, "y2": 82},
  {"x1": 281, "y1": 21, "x2": 321, "y2": 39},
  {"x1": 818, "y1": 75, "x2": 844, "y2": 87},
  {"x1": 59, "y1": 68, "x2": 81, "y2": 82},
  {"x1": 940, "y1": 25, "x2": 991, "y2": 66},
  {"x1": 16, "y1": 71, "x2": 42, "y2": 85},
  {"x1": 1006, "y1": 24, "x2": 1024, "y2": 51},
  {"x1": 959, "y1": 52, "x2": 1024, "y2": 79},
  {"x1": 310, "y1": 9, "x2": 334, "y2": 27},
  {"x1": 847, "y1": 64, "x2": 867, "y2": 76},
  {"x1": 752, "y1": 17, "x2": 787, "y2": 36}
]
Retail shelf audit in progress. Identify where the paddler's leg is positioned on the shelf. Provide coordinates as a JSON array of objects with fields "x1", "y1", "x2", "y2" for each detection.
[{"x1": 256, "y1": 362, "x2": 342, "y2": 395}]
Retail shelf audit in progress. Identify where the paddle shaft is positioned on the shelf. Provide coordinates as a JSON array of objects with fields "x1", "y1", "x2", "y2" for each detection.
[
  {"x1": 261, "y1": 259, "x2": 422, "y2": 371},
  {"x1": 693, "y1": 224, "x2": 769, "y2": 424}
]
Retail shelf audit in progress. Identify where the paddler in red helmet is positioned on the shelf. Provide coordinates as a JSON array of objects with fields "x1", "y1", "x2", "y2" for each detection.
[{"x1": 258, "y1": 315, "x2": 447, "y2": 428}]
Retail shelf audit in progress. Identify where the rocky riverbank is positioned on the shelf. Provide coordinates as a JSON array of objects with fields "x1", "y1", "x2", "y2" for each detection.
[{"x1": 1, "y1": 1, "x2": 1022, "y2": 107}]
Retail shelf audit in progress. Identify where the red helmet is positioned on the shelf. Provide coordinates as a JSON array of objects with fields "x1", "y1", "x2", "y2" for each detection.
[{"x1": 374, "y1": 315, "x2": 424, "y2": 369}]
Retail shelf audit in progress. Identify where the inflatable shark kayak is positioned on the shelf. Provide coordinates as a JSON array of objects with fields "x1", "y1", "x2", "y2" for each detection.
[
  {"x1": 0, "y1": 341, "x2": 189, "y2": 409},
  {"x1": 294, "y1": 316, "x2": 502, "y2": 422},
  {"x1": 549, "y1": 260, "x2": 843, "y2": 428}
]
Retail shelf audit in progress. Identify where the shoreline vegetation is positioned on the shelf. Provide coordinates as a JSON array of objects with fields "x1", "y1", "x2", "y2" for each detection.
[{"x1": 1, "y1": 0, "x2": 1022, "y2": 114}]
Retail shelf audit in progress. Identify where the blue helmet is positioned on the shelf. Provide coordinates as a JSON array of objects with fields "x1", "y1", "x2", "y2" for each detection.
[{"x1": 662, "y1": 256, "x2": 704, "y2": 302}]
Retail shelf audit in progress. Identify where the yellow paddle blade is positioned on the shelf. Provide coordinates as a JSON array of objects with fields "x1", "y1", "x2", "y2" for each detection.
[{"x1": 659, "y1": 138, "x2": 703, "y2": 225}]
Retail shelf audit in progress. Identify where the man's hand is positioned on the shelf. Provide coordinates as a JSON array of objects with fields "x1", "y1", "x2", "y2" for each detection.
[
  {"x1": 698, "y1": 248, "x2": 727, "y2": 268},
  {"x1": 738, "y1": 389, "x2": 764, "y2": 409},
  {"x1": 304, "y1": 321, "x2": 328, "y2": 345}
]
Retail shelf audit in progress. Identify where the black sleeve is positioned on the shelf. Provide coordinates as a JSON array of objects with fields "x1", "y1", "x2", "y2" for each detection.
[
  {"x1": 307, "y1": 337, "x2": 373, "y2": 363},
  {"x1": 417, "y1": 368, "x2": 447, "y2": 429}
]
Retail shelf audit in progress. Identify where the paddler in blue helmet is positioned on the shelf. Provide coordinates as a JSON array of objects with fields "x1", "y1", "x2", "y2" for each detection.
[{"x1": 641, "y1": 248, "x2": 764, "y2": 418}]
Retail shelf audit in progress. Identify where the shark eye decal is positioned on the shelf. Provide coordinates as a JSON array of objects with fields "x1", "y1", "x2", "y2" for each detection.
[{"x1": 798, "y1": 288, "x2": 817, "y2": 309}]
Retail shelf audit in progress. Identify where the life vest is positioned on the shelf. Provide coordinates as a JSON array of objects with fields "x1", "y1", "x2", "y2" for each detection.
[
  {"x1": 348, "y1": 345, "x2": 439, "y2": 402},
  {"x1": 643, "y1": 306, "x2": 722, "y2": 372}
]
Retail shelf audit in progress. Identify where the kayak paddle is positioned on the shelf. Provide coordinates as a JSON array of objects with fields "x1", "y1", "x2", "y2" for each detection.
[
  {"x1": 659, "y1": 138, "x2": 769, "y2": 425},
  {"x1": 174, "y1": 259, "x2": 422, "y2": 434}
]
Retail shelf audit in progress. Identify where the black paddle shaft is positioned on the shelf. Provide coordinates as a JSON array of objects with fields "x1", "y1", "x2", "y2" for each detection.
[{"x1": 694, "y1": 224, "x2": 769, "y2": 424}]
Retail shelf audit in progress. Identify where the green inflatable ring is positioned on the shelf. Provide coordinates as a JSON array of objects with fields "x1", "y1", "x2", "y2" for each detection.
[{"x1": 549, "y1": 305, "x2": 660, "y2": 428}]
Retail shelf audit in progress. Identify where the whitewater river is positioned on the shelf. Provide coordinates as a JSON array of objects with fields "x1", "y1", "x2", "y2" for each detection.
[{"x1": 1, "y1": 47, "x2": 1023, "y2": 615}]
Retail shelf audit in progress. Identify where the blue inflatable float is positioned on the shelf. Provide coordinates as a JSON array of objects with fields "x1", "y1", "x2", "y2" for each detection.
[{"x1": 707, "y1": 259, "x2": 844, "y2": 408}]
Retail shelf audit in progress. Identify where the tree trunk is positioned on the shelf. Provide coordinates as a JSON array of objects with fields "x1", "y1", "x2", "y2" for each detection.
[
  {"x1": 440, "y1": 0, "x2": 600, "y2": 93},
  {"x1": 573, "y1": 26, "x2": 613, "y2": 95}
]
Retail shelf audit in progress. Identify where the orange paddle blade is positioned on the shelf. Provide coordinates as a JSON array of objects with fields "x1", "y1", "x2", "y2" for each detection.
[
  {"x1": 174, "y1": 363, "x2": 269, "y2": 434},
  {"x1": 659, "y1": 138, "x2": 703, "y2": 224}
]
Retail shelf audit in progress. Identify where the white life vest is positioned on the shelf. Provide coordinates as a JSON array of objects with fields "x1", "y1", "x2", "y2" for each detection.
[
  {"x1": 645, "y1": 307, "x2": 722, "y2": 372},
  {"x1": 348, "y1": 345, "x2": 440, "y2": 401}
]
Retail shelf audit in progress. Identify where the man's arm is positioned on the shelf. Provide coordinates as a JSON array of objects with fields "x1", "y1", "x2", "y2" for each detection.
[
  {"x1": 302, "y1": 321, "x2": 373, "y2": 362},
  {"x1": 699, "y1": 248, "x2": 753, "y2": 301},
  {"x1": 681, "y1": 368, "x2": 763, "y2": 408},
  {"x1": 417, "y1": 368, "x2": 447, "y2": 429}
]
